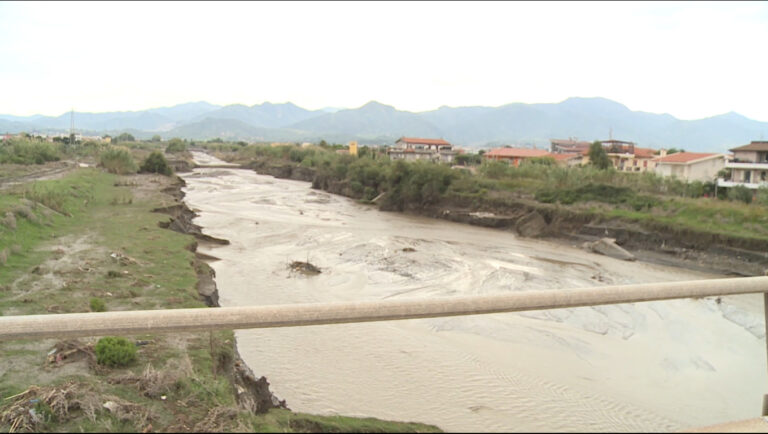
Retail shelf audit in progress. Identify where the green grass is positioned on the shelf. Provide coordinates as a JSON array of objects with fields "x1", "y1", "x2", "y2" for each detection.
[{"x1": 245, "y1": 409, "x2": 442, "y2": 433}]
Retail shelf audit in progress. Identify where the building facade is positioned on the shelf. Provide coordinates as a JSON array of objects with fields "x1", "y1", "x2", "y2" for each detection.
[
  {"x1": 718, "y1": 141, "x2": 768, "y2": 189},
  {"x1": 655, "y1": 152, "x2": 725, "y2": 183},
  {"x1": 387, "y1": 137, "x2": 456, "y2": 163},
  {"x1": 484, "y1": 147, "x2": 551, "y2": 167}
]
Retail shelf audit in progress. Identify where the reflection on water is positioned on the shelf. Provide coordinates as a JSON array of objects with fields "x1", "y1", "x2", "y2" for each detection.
[{"x1": 182, "y1": 153, "x2": 765, "y2": 432}]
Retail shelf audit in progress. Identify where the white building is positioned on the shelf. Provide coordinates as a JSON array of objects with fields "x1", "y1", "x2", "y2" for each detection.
[
  {"x1": 655, "y1": 152, "x2": 725, "y2": 183},
  {"x1": 387, "y1": 137, "x2": 456, "y2": 163},
  {"x1": 718, "y1": 141, "x2": 768, "y2": 189}
]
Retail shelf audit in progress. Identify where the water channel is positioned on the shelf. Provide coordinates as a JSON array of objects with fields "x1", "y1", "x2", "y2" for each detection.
[{"x1": 181, "y1": 152, "x2": 766, "y2": 432}]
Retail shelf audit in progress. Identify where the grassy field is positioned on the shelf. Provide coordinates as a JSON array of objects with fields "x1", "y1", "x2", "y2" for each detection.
[{"x1": 0, "y1": 153, "x2": 441, "y2": 432}]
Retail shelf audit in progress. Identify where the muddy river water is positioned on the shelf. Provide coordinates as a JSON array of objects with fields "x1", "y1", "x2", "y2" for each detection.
[{"x1": 181, "y1": 152, "x2": 766, "y2": 432}]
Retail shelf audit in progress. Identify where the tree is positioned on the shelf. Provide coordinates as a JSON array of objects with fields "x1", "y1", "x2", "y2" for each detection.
[
  {"x1": 116, "y1": 133, "x2": 135, "y2": 143},
  {"x1": 151, "y1": 135, "x2": 162, "y2": 142},
  {"x1": 140, "y1": 151, "x2": 172, "y2": 176},
  {"x1": 165, "y1": 137, "x2": 187, "y2": 153},
  {"x1": 588, "y1": 141, "x2": 611, "y2": 170}
]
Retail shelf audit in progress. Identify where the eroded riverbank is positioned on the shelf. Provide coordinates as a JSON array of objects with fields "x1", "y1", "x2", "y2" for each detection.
[{"x1": 182, "y1": 152, "x2": 767, "y2": 432}]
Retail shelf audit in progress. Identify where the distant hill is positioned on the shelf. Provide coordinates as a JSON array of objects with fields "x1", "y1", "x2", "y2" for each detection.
[
  {"x1": 2, "y1": 98, "x2": 767, "y2": 152},
  {"x1": 286, "y1": 101, "x2": 443, "y2": 141},
  {"x1": 194, "y1": 102, "x2": 320, "y2": 128},
  {"x1": 146, "y1": 101, "x2": 221, "y2": 123}
]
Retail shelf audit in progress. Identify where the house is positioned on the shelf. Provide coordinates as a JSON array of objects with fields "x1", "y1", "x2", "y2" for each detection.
[
  {"x1": 600, "y1": 139, "x2": 661, "y2": 173},
  {"x1": 548, "y1": 152, "x2": 583, "y2": 167},
  {"x1": 655, "y1": 152, "x2": 725, "y2": 183},
  {"x1": 550, "y1": 138, "x2": 592, "y2": 155},
  {"x1": 484, "y1": 147, "x2": 550, "y2": 167},
  {"x1": 717, "y1": 141, "x2": 768, "y2": 189},
  {"x1": 387, "y1": 137, "x2": 456, "y2": 163}
]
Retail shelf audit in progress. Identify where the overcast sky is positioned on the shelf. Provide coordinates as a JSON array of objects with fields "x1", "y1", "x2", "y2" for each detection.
[{"x1": 1, "y1": 1, "x2": 766, "y2": 121}]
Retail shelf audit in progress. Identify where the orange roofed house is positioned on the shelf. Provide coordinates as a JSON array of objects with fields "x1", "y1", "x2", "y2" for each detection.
[
  {"x1": 655, "y1": 152, "x2": 725, "y2": 183},
  {"x1": 387, "y1": 137, "x2": 457, "y2": 163},
  {"x1": 484, "y1": 148, "x2": 551, "y2": 167},
  {"x1": 600, "y1": 140, "x2": 660, "y2": 173}
]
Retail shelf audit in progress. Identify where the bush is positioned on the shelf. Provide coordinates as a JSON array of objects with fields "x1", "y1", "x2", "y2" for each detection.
[
  {"x1": 89, "y1": 297, "x2": 106, "y2": 312},
  {"x1": 756, "y1": 186, "x2": 768, "y2": 206},
  {"x1": 0, "y1": 139, "x2": 62, "y2": 164},
  {"x1": 728, "y1": 185, "x2": 753, "y2": 204},
  {"x1": 99, "y1": 147, "x2": 137, "y2": 174},
  {"x1": 139, "y1": 151, "x2": 172, "y2": 176},
  {"x1": 165, "y1": 138, "x2": 187, "y2": 153},
  {"x1": 94, "y1": 336, "x2": 136, "y2": 367}
]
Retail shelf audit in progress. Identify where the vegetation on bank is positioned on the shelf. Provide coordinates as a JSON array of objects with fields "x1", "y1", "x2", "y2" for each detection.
[
  {"x1": 0, "y1": 142, "x2": 441, "y2": 433},
  {"x1": 204, "y1": 141, "x2": 768, "y2": 244}
]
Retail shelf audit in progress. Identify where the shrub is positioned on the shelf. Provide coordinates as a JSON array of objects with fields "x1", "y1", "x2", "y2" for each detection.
[
  {"x1": 756, "y1": 186, "x2": 768, "y2": 206},
  {"x1": 12, "y1": 205, "x2": 38, "y2": 223},
  {"x1": 164, "y1": 138, "x2": 187, "y2": 153},
  {"x1": 0, "y1": 139, "x2": 61, "y2": 164},
  {"x1": 94, "y1": 336, "x2": 136, "y2": 367},
  {"x1": 139, "y1": 151, "x2": 172, "y2": 176},
  {"x1": 99, "y1": 147, "x2": 137, "y2": 174},
  {"x1": 728, "y1": 185, "x2": 753, "y2": 204},
  {"x1": 89, "y1": 297, "x2": 107, "y2": 312},
  {"x1": 1, "y1": 212, "x2": 16, "y2": 230}
]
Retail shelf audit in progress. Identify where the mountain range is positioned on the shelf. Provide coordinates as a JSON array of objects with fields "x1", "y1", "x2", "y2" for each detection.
[{"x1": 2, "y1": 97, "x2": 767, "y2": 152}]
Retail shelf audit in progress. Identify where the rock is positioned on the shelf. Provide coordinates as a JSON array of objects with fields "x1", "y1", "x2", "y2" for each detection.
[
  {"x1": 516, "y1": 211, "x2": 547, "y2": 238},
  {"x1": 583, "y1": 237, "x2": 636, "y2": 261}
]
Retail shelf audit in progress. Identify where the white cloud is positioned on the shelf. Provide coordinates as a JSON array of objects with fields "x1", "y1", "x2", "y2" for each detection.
[{"x1": 0, "y1": 1, "x2": 766, "y2": 121}]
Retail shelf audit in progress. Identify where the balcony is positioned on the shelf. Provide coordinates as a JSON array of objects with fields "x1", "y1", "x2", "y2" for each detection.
[
  {"x1": 725, "y1": 160, "x2": 768, "y2": 170},
  {"x1": 716, "y1": 178, "x2": 768, "y2": 190}
]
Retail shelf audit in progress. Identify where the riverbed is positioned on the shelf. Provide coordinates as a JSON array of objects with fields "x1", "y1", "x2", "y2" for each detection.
[{"x1": 181, "y1": 152, "x2": 766, "y2": 432}]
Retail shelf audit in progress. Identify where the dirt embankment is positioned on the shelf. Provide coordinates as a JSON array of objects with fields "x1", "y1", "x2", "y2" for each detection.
[
  {"x1": 238, "y1": 158, "x2": 768, "y2": 277},
  {"x1": 153, "y1": 175, "x2": 287, "y2": 414}
]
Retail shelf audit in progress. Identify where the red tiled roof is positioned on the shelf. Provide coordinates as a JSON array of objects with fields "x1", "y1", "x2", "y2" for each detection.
[
  {"x1": 548, "y1": 153, "x2": 581, "y2": 161},
  {"x1": 633, "y1": 147, "x2": 657, "y2": 158},
  {"x1": 485, "y1": 148, "x2": 550, "y2": 158},
  {"x1": 397, "y1": 137, "x2": 451, "y2": 146},
  {"x1": 730, "y1": 141, "x2": 768, "y2": 152},
  {"x1": 656, "y1": 152, "x2": 720, "y2": 164}
]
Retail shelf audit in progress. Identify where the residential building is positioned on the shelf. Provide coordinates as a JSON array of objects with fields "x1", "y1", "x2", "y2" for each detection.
[
  {"x1": 387, "y1": 137, "x2": 456, "y2": 163},
  {"x1": 655, "y1": 152, "x2": 725, "y2": 183},
  {"x1": 550, "y1": 138, "x2": 592, "y2": 155},
  {"x1": 600, "y1": 139, "x2": 661, "y2": 173},
  {"x1": 548, "y1": 152, "x2": 583, "y2": 167},
  {"x1": 484, "y1": 147, "x2": 550, "y2": 167},
  {"x1": 718, "y1": 141, "x2": 768, "y2": 189}
]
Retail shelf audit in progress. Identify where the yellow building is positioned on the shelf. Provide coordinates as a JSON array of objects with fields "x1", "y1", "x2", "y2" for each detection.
[{"x1": 348, "y1": 140, "x2": 358, "y2": 156}]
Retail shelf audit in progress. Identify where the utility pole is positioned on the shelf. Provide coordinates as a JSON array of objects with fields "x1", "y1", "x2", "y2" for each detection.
[{"x1": 69, "y1": 108, "x2": 75, "y2": 146}]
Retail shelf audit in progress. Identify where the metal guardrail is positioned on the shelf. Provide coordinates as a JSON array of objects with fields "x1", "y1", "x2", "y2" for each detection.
[{"x1": 1, "y1": 276, "x2": 767, "y2": 341}]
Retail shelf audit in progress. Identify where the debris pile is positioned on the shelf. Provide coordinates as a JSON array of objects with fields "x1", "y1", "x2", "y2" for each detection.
[{"x1": 288, "y1": 261, "x2": 321, "y2": 276}]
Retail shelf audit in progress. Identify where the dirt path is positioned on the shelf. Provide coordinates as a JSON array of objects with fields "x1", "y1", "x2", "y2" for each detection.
[{"x1": 0, "y1": 160, "x2": 81, "y2": 191}]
